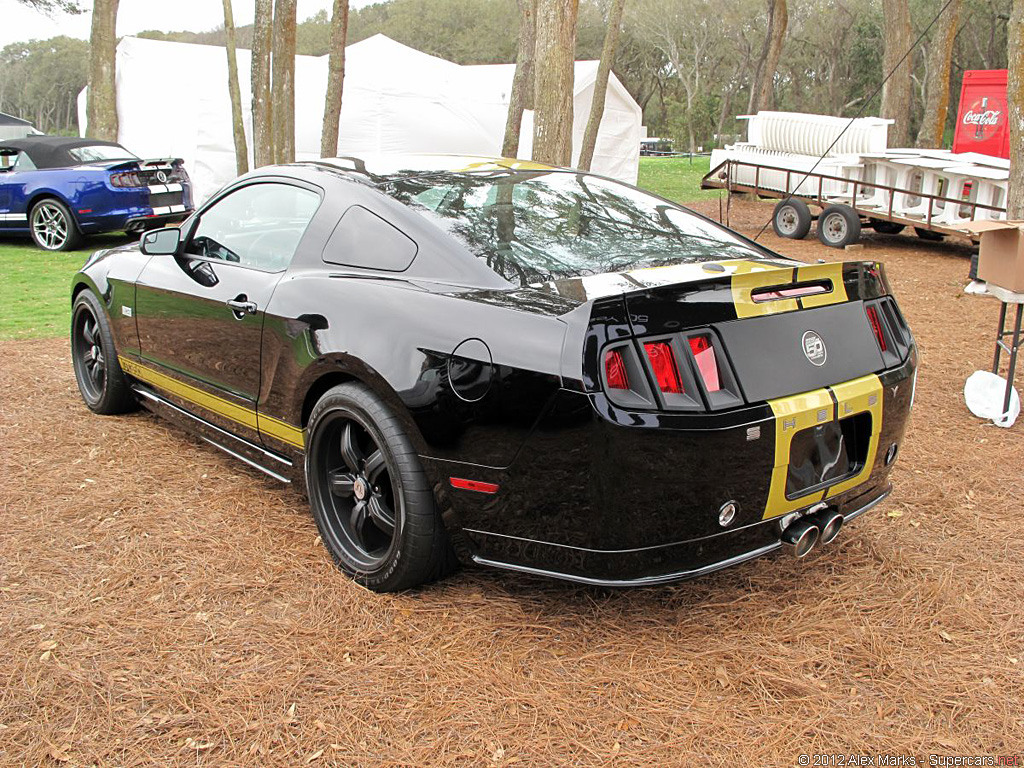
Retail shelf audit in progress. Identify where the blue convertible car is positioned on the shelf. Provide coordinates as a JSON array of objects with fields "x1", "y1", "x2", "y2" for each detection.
[{"x1": 0, "y1": 136, "x2": 193, "y2": 251}]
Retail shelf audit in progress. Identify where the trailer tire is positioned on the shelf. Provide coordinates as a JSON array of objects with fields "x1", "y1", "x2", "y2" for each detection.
[
  {"x1": 816, "y1": 205, "x2": 861, "y2": 248},
  {"x1": 869, "y1": 218, "x2": 905, "y2": 235},
  {"x1": 914, "y1": 227, "x2": 945, "y2": 242},
  {"x1": 772, "y1": 199, "x2": 812, "y2": 239}
]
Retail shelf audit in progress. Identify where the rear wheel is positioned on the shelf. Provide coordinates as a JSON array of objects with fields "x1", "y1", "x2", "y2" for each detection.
[
  {"x1": 305, "y1": 383, "x2": 456, "y2": 592},
  {"x1": 30, "y1": 198, "x2": 83, "y2": 252},
  {"x1": 71, "y1": 291, "x2": 137, "y2": 414},
  {"x1": 869, "y1": 218, "x2": 905, "y2": 235},
  {"x1": 772, "y1": 199, "x2": 812, "y2": 239},
  {"x1": 816, "y1": 204, "x2": 861, "y2": 248}
]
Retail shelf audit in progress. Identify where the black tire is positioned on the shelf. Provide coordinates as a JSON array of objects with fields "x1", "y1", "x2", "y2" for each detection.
[
  {"x1": 70, "y1": 291, "x2": 138, "y2": 415},
  {"x1": 816, "y1": 204, "x2": 862, "y2": 248},
  {"x1": 30, "y1": 198, "x2": 83, "y2": 252},
  {"x1": 772, "y1": 198, "x2": 812, "y2": 239},
  {"x1": 914, "y1": 226, "x2": 945, "y2": 242},
  {"x1": 305, "y1": 383, "x2": 456, "y2": 592},
  {"x1": 869, "y1": 218, "x2": 905, "y2": 235}
]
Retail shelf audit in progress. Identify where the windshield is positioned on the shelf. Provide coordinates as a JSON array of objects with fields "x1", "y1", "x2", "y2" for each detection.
[
  {"x1": 381, "y1": 170, "x2": 770, "y2": 285},
  {"x1": 68, "y1": 144, "x2": 137, "y2": 163}
]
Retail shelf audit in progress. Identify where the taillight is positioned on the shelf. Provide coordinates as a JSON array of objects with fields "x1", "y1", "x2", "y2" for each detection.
[
  {"x1": 110, "y1": 171, "x2": 144, "y2": 188},
  {"x1": 688, "y1": 335, "x2": 721, "y2": 392},
  {"x1": 644, "y1": 342, "x2": 684, "y2": 394},
  {"x1": 604, "y1": 349, "x2": 630, "y2": 390},
  {"x1": 865, "y1": 305, "x2": 887, "y2": 352}
]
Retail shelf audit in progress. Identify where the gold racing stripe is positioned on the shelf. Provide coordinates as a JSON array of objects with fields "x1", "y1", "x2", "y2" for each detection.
[
  {"x1": 762, "y1": 373, "x2": 884, "y2": 519},
  {"x1": 825, "y1": 374, "x2": 883, "y2": 499},
  {"x1": 118, "y1": 356, "x2": 305, "y2": 449},
  {"x1": 762, "y1": 387, "x2": 832, "y2": 519},
  {"x1": 732, "y1": 261, "x2": 850, "y2": 318}
]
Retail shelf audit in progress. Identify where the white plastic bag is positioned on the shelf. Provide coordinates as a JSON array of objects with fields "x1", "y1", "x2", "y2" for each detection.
[{"x1": 964, "y1": 370, "x2": 1020, "y2": 428}]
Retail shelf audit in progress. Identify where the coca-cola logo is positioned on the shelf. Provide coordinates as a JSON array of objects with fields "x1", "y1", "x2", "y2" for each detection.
[{"x1": 962, "y1": 96, "x2": 1004, "y2": 141}]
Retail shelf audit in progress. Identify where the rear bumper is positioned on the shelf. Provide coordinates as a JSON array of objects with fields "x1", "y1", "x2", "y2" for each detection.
[
  {"x1": 469, "y1": 486, "x2": 890, "y2": 587},
  {"x1": 123, "y1": 210, "x2": 191, "y2": 232}
]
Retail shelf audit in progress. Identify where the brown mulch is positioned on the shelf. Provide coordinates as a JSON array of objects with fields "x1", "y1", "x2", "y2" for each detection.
[{"x1": 1, "y1": 201, "x2": 1022, "y2": 766}]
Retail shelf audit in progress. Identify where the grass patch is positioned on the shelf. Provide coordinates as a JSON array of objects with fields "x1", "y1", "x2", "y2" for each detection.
[
  {"x1": 0, "y1": 235, "x2": 130, "y2": 340},
  {"x1": 636, "y1": 156, "x2": 722, "y2": 204}
]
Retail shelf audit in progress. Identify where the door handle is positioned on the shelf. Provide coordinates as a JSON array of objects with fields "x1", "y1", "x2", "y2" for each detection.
[{"x1": 226, "y1": 296, "x2": 257, "y2": 316}]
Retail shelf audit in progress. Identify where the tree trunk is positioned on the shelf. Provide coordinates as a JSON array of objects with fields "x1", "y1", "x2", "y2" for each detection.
[
  {"x1": 222, "y1": 0, "x2": 249, "y2": 176},
  {"x1": 880, "y1": 0, "x2": 913, "y2": 147},
  {"x1": 1008, "y1": 0, "x2": 1024, "y2": 219},
  {"x1": 87, "y1": 0, "x2": 119, "y2": 141},
  {"x1": 532, "y1": 0, "x2": 579, "y2": 167},
  {"x1": 501, "y1": 0, "x2": 536, "y2": 158},
  {"x1": 747, "y1": 0, "x2": 787, "y2": 114},
  {"x1": 320, "y1": 0, "x2": 349, "y2": 157},
  {"x1": 251, "y1": 0, "x2": 274, "y2": 167},
  {"x1": 272, "y1": 0, "x2": 297, "y2": 164},
  {"x1": 916, "y1": 0, "x2": 962, "y2": 148},
  {"x1": 577, "y1": 0, "x2": 626, "y2": 171}
]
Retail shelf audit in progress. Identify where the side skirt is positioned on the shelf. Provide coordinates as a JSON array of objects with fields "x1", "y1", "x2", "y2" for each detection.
[{"x1": 131, "y1": 384, "x2": 296, "y2": 484}]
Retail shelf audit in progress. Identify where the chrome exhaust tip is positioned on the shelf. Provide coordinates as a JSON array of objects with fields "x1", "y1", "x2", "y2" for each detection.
[
  {"x1": 781, "y1": 520, "x2": 820, "y2": 558},
  {"x1": 809, "y1": 510, "x2": 844, "y2": 544}
]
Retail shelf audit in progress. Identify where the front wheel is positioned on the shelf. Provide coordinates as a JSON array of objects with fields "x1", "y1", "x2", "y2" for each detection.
[
  {"x1": 816, "y1": 204, "x2": 862, "y2": 248},
  {"x1": 71, "y1": 291, "x2": 138, "y2": 414},
  {"x1": 30, "y1": 198, "x2": 83, "y2": 252},
  {"x1": 305, "y1": 383, "x2": 456, "y2": 592},
  {"x1": 869, "y1": 218, "x2": 905, "y2": 235},
  {"x1": 914, "y1": 227, "x2": 945, "y2": 242}
]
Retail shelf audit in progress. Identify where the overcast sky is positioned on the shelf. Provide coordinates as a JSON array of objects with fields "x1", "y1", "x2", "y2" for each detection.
[{"x1": 1, "y1": 0, "x2": 376, "y2": 49}]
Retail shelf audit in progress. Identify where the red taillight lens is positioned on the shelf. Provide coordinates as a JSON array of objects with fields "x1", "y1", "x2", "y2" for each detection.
[
  {"x1": 644, "y1": 342, "x2": 684, "y2": 394},
  {"x1": 450, "y1": 477, "x2": 500, "y2": 494},
  {"x1": 604, "y1": 349, "x2": 630, "y2": 390},
  {"x1": 866, "y1": 305, "x2": 887, "y2": 352},
  {"x1": 688, "y1": 335, "x2": 721, "y2": 392}
]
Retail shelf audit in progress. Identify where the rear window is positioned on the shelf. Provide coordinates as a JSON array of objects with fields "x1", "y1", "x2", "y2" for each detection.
[
  {"x1": 68, "y1": 144, "x2": 137, "y2": 163},
  {"x1": 380, "y1": 170, "x2": 770, "y2": 285}
]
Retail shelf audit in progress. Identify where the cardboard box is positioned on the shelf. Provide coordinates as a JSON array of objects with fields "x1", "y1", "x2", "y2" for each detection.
[{"x1": 959, "y1": 220, "x2": 1024, "y2": 293}]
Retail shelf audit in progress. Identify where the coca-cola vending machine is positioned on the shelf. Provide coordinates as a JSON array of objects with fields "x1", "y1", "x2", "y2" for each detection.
[{"x1": 952, "y1": 69, "x2": 1010, "y2": 159}]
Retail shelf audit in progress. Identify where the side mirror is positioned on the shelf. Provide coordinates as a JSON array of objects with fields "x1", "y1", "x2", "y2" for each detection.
[{"x1": 140, "y1": 227, "x2": 181, "y2": 255}]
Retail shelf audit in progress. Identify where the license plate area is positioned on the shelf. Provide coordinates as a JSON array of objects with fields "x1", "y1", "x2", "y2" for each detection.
[{"x1": 785, "y1": 412, "x2": 872, "y2": 500}]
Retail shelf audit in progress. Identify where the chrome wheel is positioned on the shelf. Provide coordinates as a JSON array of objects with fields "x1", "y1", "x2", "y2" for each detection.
[{"x1": 31, "y1": 200, "x2": 71, "y2": 251}]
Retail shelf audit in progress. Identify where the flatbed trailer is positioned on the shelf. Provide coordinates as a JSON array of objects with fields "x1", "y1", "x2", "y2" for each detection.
[{"x1": 701, "y1": 158, "x2": 1006, "y2": 247}]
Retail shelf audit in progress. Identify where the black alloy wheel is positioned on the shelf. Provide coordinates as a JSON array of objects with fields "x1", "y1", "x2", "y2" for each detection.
[
  {"x1": 305, "y1": 383, "x2": 456, "y2": 592},
  {"x1": 70, "y1": 291, "x2": 137, "y2": 414}
]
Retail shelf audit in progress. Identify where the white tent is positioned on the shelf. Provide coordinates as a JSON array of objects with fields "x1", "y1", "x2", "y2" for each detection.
[{"x1": 79, "y1": 35, "x2": 642, "y2": 202}]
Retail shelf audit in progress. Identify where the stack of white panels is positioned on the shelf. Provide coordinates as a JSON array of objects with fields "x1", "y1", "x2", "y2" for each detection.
[{"x1": 742, "y1": 112, "x2": 893, "y2": 157}]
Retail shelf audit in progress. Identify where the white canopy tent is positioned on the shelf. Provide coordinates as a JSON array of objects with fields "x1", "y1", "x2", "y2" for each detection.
[{"x1": 79, "y1": 35, "x2": 642, "y2": 202}]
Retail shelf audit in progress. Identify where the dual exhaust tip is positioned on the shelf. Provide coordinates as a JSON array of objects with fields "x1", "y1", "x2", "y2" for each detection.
[{"x1": 781, "y1": 509, "x2": 844, "y2": 558}]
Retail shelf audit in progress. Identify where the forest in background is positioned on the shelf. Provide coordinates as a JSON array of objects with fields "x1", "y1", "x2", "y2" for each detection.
[{"x1": 0, "y1": 0, "x2": 1012, "y2": 149}]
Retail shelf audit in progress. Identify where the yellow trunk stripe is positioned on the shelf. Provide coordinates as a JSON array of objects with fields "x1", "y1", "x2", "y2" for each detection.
[
  {"x1": 119, "y1": 356, "x2": 305, "y2": 449},
  {"x1": 795, "y1": 262, "x2": 849, "y2": 308}
]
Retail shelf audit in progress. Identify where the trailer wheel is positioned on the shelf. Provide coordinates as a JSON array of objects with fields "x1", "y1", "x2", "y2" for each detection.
[
  {"x1": 816, "y1": 205, "x2": 861, "y2": 248},
  {"x1": 772, "y1": 199, "x2": 812, "y2": 239},
  {"x1": 914, "y1": 227, "x2": 945, "y2": 242},
  {"x1": 869, "y1": 218, "x2": 905, "y2": 235}
]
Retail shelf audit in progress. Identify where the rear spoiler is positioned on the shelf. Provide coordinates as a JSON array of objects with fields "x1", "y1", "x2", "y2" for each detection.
[{"x1": 106, "y1": 157, "x2": 185, "y2": 172}]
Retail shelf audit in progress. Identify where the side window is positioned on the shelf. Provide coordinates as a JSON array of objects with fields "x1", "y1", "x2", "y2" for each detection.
[
  {"x1": 323, "y1": 205, "x2": 418, "y2": 272},
  {"x1": 13, "y1": 152, "x2": 37, "y2": 171},
  {"x1": 185, "y1": 182, "x2": 320, "y2": 271}
]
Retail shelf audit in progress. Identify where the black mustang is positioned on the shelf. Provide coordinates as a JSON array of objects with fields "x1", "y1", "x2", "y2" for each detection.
[{"x1": 70, "y1": 155, "x2": 917, "y2": 591}]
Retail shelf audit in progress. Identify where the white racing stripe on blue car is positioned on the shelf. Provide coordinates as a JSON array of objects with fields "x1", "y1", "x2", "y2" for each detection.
[{"x1": 0, "y1": 213, "x2": 28, "y2": 221}]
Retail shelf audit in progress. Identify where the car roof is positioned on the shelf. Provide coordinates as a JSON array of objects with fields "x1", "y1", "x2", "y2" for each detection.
[{"x1": 0, "y1": 136, "x2": 129, "y2": 169}]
